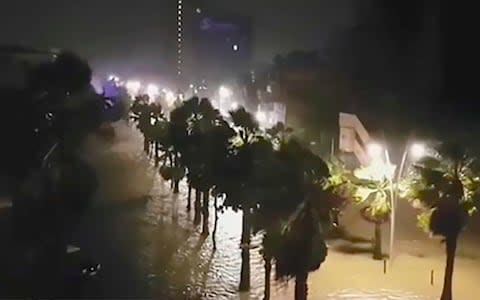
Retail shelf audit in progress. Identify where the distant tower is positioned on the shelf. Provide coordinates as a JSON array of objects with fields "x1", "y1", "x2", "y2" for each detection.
[{"x1": 177, "y1": 0, "x2": 183, "y2": 78}]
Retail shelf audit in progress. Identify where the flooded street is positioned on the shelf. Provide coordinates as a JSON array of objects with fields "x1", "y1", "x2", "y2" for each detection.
[{"x1": 74, "y1": 123, "x2": 480, "y2": 299}]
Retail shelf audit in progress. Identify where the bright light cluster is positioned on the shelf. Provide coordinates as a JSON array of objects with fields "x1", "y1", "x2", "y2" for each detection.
[
  {"x1": 125, "y1": 80, "x2": 141, "y2": 97},
  {"x1": 146, "y1": 84, "x2": 159, "y2": 102},
  {"x1": 219, "y1": 86, "x2": 233, "y2": 99}
]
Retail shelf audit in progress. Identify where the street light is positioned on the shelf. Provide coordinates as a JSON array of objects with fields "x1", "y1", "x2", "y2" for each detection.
[
  {"x1": 125, "y1": 80, "x2": 141, "y2": 98},
  {"x1": 165, "y1": 90, "x2": 176, "y2": 107},
  {"x1": 410, "y1": 143, "x2": 426, "y2": 159},
  {"x1": 389, "y1": 141, "x2": 427, "y2": 267},
  {"x1": 367, "y1": 143, "x2": 384, "y2": 161},
  {"x1": 146, "y1": 84, "x2": 159, "y2": 102},
  {"x1": 219, "y1": 85, "x2": 232, "y2": 98},
  {"x1": 108, "y1": 74, "x2": 120, "y2": 83},
  {"x1": 255, "y1": 110, "x2": 267, "y2": 124}
]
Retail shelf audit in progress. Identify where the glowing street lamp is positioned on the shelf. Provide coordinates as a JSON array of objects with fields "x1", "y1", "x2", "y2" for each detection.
[
  {"x1": 255, "y1": 110, "x2": 267, "y2": 124},
  {"x1": 219, "y1": 85, "x2": 232, "y2": 98},
  {"x1": 146, "y1": 84, "x2": 159, "y2": 102},
  {"x1": 165, "y1": 90, "x2": 176, "y2": 107},
  {"x1": 410, "y1": 143, "x2": 426, "y2": 159},
  {"x1": 125, "y1": 80, "x2": 141, "y2": 97},
  {"x1": 108, "y1": 74, "x2": 120, "y2": 83},
  {"x1": 367, "y1": 143, "x2": 384, "y2": 161},
  {"x1": 390, "y1": 141, "x2": 427, "y2": 267}
]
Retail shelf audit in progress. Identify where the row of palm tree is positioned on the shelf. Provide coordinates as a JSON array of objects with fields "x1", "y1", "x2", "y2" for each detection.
[
  {"x1": 130, "y1": 95, "x2": 346, "y2": 300},
  {"x1": 130, "y1": 95, "x2": 480, "y2": 300}
]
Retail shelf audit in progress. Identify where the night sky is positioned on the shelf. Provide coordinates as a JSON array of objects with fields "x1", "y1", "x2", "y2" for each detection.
[
  {"x1": 4, "y1": 0, "x2": 471, "y2": 107},
  {"x1": 0, "y1": 1, "x2": 387, "y2": 75}
]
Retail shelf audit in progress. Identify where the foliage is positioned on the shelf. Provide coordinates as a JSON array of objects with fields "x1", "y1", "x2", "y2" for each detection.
[
  {"x1": 274, "y1": 203, "x2": 327, "y2": 280},
  {"x1": 401, "y1": 143, "x2": 480, "y2": 236},
  {"x1": 351, "y1": 161, "x2": 394, "y2": 221},
  {"x1": 322, "y1": 159, "x2": 354, "y2": 213}
]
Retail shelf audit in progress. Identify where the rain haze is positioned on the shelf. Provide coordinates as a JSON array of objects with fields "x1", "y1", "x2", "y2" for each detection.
[{"x1": 1, "y1": 1, "x2": 479, "y2": 300}]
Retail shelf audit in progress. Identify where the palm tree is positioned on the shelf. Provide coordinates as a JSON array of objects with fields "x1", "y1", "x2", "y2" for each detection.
[
  {"x1": 402, "y1": 143, "x2": 480, "y2": 300},
  {"x1": 322, "y1": 159, "x2": 354, "y2": 236},
  {"x1": 254, "y1": 137, "x2": 336, "y2": 300},
  {"x1": 175, "y1": 97, "x2": 231, "y2": 233},
  {"x1": 274, "y1": 201, "x2": 327, "y2": 300},
  {"x1": 130, "y1": 95, "x2": 154, "y2": 154},
  {"x1": 276, "y1": 139, "x2": 332, "y2": 300},
  {"x1": 164, "y1": 102, "x2": 190, "y2": 193},
  {"x1": 351, "y1": 160, "x2": 395, "y2": 259},
  {"x1": 218, "y1": 107, "x2": 265, "y2": 291}
]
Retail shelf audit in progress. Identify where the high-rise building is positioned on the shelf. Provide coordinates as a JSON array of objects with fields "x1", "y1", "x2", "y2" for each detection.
[{"x1": 190, "y1": 11, "x2": 253, "y2": 85}]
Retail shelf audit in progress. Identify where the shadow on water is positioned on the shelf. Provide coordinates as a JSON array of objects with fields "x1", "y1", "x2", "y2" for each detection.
[
  {"x1": 333, "y1": 243, "x2": 375, "y2": 256},
  {"x1": 327, "y1": 226, "x2": 373, "y2": 244}
]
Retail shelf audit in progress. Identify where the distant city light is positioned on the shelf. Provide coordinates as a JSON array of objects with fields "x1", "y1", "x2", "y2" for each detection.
[
  {"x1": 165, "y1": 90, "x2": 176, "y2": 107},
  {"x1": 231, "y1": 101, "x2": 239, "y2": 110},
  {"x1": 108, "y1": 74, "x2": 120, "y2": 82},
  {"x1": 125, "y1": 80, "x2": 141, "y2": 97},
  {"x1": 255, "y1": 111, "x2": 267, "y2": 124},
  {"x1": 219, "y1": 86, "x2": 232, "y2": 98},
  {"x1": 196, "y1": 8, "x2": 202, "y2": 14},
  {"x1": 232, "y1": 44, "x2": 239, "y2": 51},
  {"x1": 146, "y1": 84, "x2": 159, "y2": 102},
  {"x1": 189, "y1": 84, "x2": 194, "y2": 89}
]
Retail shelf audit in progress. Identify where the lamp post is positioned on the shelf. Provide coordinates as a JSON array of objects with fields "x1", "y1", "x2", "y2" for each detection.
[
  {"x1": 367, "y1": 141, "x2": 426, "y2": 266},
  {"x1": 389, "y1": 142, "x2": 426, "y2": 265}
]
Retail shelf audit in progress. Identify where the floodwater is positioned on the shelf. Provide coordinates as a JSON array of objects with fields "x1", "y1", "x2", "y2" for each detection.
[{"x1": 77, "y1": 122, "x2": 480, "y2": 299}]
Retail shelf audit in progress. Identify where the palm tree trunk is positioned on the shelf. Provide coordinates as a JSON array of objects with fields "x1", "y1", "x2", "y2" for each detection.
[
  {"x1": 212, "y1": 196, "x2": 219, "y2": 250},
  {"x1": 154, "y1": 142, "x2": 159, "y2": 166},
  {"x1": 143, "y1": 137, "x2": 149, "y2": 154},
  {"x1": 173, "y1": 154, "x2": 180, "y2": 194},
  {"x1": 263, "y1": 256, "x2": 272, "y2": 300},
  {"x1": 239, "y1": 206, "x2": 251, "y2": 291},
  {"x1": 201, "y1": 190, "x2": 210, "y2": 236},
  {"x1": 294, "y1": 272, "x2": 308, "y2": 300},
  {"x1": 187, "y1": 184, "x2": 192, "y2": 211},
  {"x1": 440, "y1": 234, "x2": 458, "y2": 300},
  {"x1": 173, "y1": 180, "x2": 180, "y2": 194},
  {"x1": 373, "y1": 222, "x2": 383, "y2": 260},
  {"x1": 194, "y1": 189, "x2": 201, "y2": 225}
]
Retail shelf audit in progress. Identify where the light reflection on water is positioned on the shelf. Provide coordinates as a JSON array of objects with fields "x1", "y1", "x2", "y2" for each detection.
[
  {"x1": 326, "y1": 289, "x2": 433, "y2": 300},
  {"x1": 139, "y1": 178, "x2": 432, "y2": 300}
]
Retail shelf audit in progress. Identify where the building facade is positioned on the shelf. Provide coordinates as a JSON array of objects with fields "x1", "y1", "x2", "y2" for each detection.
[{"x1": 190, "y1": 12, "x2": 253, "y2": 86}]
